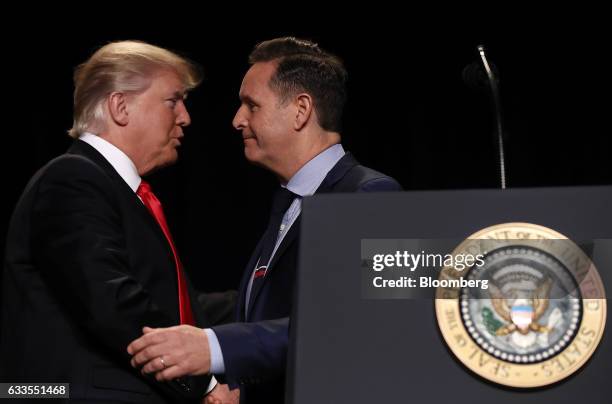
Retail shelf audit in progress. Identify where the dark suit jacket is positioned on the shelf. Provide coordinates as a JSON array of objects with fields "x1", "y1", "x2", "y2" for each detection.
[
  {"x1": 0, "y1": 140, "x2": 212, "y2": 403},
  {"x1": 213, "y1": 153, "x2": 402, "y2": 403}
]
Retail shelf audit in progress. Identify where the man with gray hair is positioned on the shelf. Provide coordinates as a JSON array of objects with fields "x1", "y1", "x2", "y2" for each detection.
[{"x1": 1, "y1": 40, "x2": 226, "y2": 403}]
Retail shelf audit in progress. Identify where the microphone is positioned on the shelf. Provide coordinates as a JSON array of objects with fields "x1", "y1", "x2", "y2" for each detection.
[{"x1": 463, "y1": 45, "x2": 507, "y2": 189}]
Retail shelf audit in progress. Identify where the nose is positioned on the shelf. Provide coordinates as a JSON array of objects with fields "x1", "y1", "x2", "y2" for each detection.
[
  {"x1": 232, "y1": 105, "x2": 247, "y2": 130},
  {"x1": 176, "y1": 101, "x2": 191, "y2": 127}
]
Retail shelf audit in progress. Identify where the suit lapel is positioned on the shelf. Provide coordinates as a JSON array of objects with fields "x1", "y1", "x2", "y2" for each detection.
[
  {"x1": 314, "y1": 153, "x2": 359, "y2": 193},
  {"x1": 267, "y1": 216, "x2": 301, "y2": 271},
  {"x1": 246, "y1": 216, "x2": 301, "y2": 320},
  {"x1": 68, "y1": 140, "x2": 176, "y2": 264},
  {"x1": 244, "y1": 152, "x2": 361, "y2": 319},
  {"x1": 238, "y1": 240, "x2": 264, "y2": 321}
]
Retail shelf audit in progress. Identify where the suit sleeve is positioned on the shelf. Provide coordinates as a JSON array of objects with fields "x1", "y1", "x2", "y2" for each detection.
[
  {"x1": 211, "y1": 174, "x2": 402, "y2": 388},
  {"x1": 212, "y1": 318, "x2": 289, "y2": 388},
  {"x1": 30, "y1": 156, "x2": 209, "y2": 400}
]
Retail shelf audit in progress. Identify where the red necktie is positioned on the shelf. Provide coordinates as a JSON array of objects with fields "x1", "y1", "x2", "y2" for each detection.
[{"x1": 137, "y1": 180, "x2": 195, "y2": 326}]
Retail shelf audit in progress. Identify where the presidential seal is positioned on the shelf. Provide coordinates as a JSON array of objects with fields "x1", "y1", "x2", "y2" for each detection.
[{"x1": 435, "y1": 223, "x2": 606, "y2": 388}]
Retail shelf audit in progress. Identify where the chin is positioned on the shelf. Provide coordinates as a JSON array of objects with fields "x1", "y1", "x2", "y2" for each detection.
[
  {"x1": 243, "y1": 147, "x2": 262, "y2": 164},
  {"x1": 167, "y1": 154, "x2": 179, "y2": 165},
  {"x1": 160, "y1": 151, "x2": 179, "y2": 168}
]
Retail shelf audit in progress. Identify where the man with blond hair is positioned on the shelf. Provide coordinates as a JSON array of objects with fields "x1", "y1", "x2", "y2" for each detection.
[{"x1": 1, "y1": 41, "x2": 225, "y2": 403}]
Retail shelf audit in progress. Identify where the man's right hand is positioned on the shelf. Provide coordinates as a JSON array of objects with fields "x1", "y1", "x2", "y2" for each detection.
[
  {"x1": 128, "y1": 325, "x2": 211, "y2": 381},
  {"x1": 204, "y1": 383, "x2": 240, "y2": 404}
]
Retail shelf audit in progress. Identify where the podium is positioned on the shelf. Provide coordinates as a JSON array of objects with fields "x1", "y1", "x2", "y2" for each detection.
[{"x1": 287, "y1": 186, "x2": 611, "y2": 404}]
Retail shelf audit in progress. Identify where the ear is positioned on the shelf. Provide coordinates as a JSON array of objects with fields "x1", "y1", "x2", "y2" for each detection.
[
  {"x1": 294, "y1": 93, "x2": 313, "y2": 131},
  {"x1": 107, "y1": 91, "x2": 130, "y2": 127}
]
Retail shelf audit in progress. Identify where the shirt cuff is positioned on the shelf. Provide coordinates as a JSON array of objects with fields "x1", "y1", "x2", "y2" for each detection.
[
  {"x1": 206, "y1": 375, "x2": 218, "y2": 394},
  {"x1": 204, "y1": 328, "x2": 226, "y2": 374}
]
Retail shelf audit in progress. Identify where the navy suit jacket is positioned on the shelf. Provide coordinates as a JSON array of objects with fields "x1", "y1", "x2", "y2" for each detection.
[{"x1": 213, "y1": 153, "x2": 401, "y2": 403}]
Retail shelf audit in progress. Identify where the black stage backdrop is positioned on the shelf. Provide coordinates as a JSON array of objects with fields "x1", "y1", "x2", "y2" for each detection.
[{"x1": 2, "y1": 14, "x2": 610, "y2": 321}]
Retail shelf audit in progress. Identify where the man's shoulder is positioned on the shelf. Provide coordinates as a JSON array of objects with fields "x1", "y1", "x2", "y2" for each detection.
[
  {"x1": 9, "y1": 151, "x2": 119, "y2": 224},
  {"x1": 37, "y1": 151, "x2": 107, "y2": 183},
  {"x1": 24, "y1": 148, "x2": 122, "y2": 203},
  {"x1": 344, "y1": 164, "x2": 402, "y2": 192},
  {"x1": 355, "y1": 165, "x2": 402, "y2": 192},
  {"x1": 328, "y1": 154, "x2": 402, "y2": 192}
]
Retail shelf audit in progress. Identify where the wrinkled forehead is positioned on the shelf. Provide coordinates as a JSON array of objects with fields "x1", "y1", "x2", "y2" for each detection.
[{"x1": 239, "y1": 61, "x2": 278, "y2": 100}]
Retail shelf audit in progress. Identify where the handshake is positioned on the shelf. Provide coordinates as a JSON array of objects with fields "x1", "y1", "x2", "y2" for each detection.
[{"x1": 127, "y1": 325, "x2": 239, "y2": 404}]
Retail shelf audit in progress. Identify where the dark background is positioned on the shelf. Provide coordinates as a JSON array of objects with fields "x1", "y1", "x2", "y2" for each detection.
[{"x1": 2, "y1": 13, "x2": 610, "y2": 299}]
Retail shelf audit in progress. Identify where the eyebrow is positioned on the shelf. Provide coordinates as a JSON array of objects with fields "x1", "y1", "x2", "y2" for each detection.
[
  {"x1": 239, "y1": 94, "x2": 258, "y2": 105},
  {"x1": 171, "y1": 91, "x2": 187, "y2": 99}
]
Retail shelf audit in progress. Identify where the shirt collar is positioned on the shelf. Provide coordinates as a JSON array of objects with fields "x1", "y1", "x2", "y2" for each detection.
[
  {"x1": 284, "y1": 144, "x2": 345, "y2": 197},
  {"x1": 79, "y1": 132, "x2": 141, "y2": 192}
]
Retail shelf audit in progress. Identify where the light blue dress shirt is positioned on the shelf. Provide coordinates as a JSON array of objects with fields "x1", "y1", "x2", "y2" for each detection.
[{"x1": 205, "y1": 144, "x2": 346, "y2": 374}]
